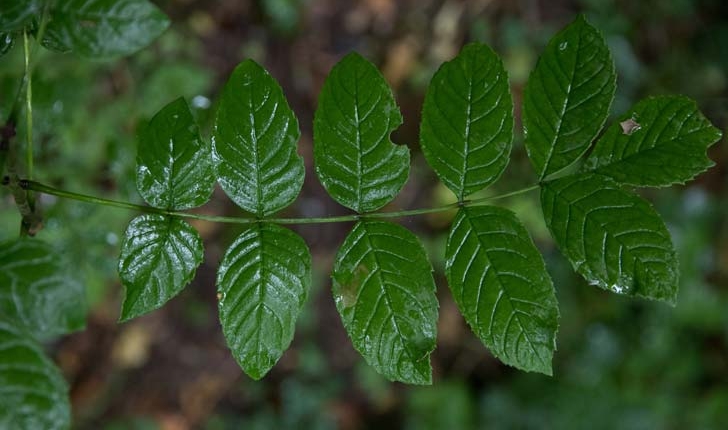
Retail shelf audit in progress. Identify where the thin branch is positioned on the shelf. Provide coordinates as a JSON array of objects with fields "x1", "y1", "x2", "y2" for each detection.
[{"x1": 13, "y1": 179, "x2": 541, "y2": 226}]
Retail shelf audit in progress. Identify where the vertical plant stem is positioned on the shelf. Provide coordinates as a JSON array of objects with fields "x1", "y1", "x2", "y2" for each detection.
[{"x1": 23, "y1": 30, "x2": 33, "y2": 180}]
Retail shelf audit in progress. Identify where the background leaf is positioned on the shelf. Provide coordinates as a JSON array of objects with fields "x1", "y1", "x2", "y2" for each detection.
[
  {"x1": 541, "y1": 173, "x2": 678, "y2": 303},
  {"x1": 332, "y1": 221, "x2": 438, "y2": 384},
  {"x1": 118, "y1": 214, "x2": 204, "y2": 321},
  {"x1": 314, "y1": 52, "x2": 409, "y2": 213},
  {"x1": 41, "y1": 0, "x2": 170, "y2": 59},
  {"x1": 582, "y1": 96, "x2": 723, "y2": 187},
  {"x1": 0, "y1": 0, "x2": 42, "y2": 32},
  {"x1": 213, "y1": 59, "x2": 304, "y2": 217},
  {"x1": 446, "y1": 206, "x2": 559, "y2": 374},
  {"x1": 217, "y1": 223, "x2": 311, "y2": 380},
  {"x1": 0, "y1": 239, "x2": 85, "y2": 339},
  {"x1": 523, "y1": 15, "x2": 616, "y2": 179},
  {"x1": 420, "y1": 43, "x2": 514, "y2": 200},
  {"x1": 136, "y1": 97, "x2": 214, "y2": 210},
  {"x1": 0, "y1": 319, "x2": 70, "y2": 430}
]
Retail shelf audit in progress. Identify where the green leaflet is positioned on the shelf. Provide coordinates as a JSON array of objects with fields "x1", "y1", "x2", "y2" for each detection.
[
  {"x1": 213, "y1": 59, "x2": 304, "y2": 217},
  {"x1": 314, "y1": 52, "x2": 409, "y2": 213},
  {"x1": 136, "y1": 97, "x2": 214, "y2": 210},
  {"x1": 0, "y1": 239, "x2": 86, "y2": 339},
  {"x1": 0, "y1": 319, "x2": 70, "y2": 430},
  {"x1": 582, "y1": 96, "x2": 723, "y2": 187},
  {"x1": 420, "y1": 43, "x2": 514, "y2": 200},
  {"x1": 446, "y1": 206, "x2": 559, "y2": 375},
  {"x1": 541, "y1": 174, "x2": 678, "y2": 304},
  {"x1": 0, "y1": 0, "x2": 43, "y2": 32},
  {"x1": 217, "y1": 223, "x2": 311, "y2": 380},
  {"x1": 41, "y1": 0, "x2": 170, "y2": 59},
  {"x1": 332, "y1": 221, "x2": 438, "y2": 384},
  {"x1": 120, "y1": 97, "x2": 210, "y2": 321},
  {"x1": 523, "y1": 15, "x2": 616, "y2": 180},
  {"x1": 118, "y1": 215, "x2": 204, "y2": 321}
]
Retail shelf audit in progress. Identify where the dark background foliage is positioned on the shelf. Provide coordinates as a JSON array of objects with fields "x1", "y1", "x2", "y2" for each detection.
[{"x1": 1, "y1": 0, "x2": 727, "y2": 428}]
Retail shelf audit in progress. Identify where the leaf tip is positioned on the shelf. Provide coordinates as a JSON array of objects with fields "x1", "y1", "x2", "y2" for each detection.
[
  {"x1": 342, "y1": 50, "x2": 367, "y2": 63},
  {"x1": 397, "y1": 360, "x2": 433, "y2": 385},
  {"x1": 573, "y1": 13, "x2": 591, "y2": 27},
  {"x1": 239, "y1": 57, "x2": 262, "y2": 69},
  {"x1": 236, "y1": 351, "x2": 276, "y2": 381},
  {"x1": 244, "y1": 368, "x2": 267, "y2": 381},
  {"x1": 118, "y1": 299, "x2": 143, "y2": 323}
]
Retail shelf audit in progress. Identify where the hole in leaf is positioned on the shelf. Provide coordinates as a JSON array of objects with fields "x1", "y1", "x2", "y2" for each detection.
[{"x1": 620, "y1": 118, "x2": 641, "y2": 135}]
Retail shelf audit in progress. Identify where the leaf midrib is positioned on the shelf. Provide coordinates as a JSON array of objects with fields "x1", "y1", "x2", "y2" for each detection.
[
  {"x1": 461, "y1": 212, "x2": 548, "y2": 368},
  {"x1": 361, "y1": 223, "x2": 427, "y2": 379},
  {"x1": 539, "y1": 28, "x2": 582, "y2": 180},
  {"x1": 246, "y1": 83, "x2": 265, "y2": 216},
  {"x1": 353, "y1": 68, "x2": 363, "y2": 213},
  {"x1": 460, "y1": 63, "x2": 473, "y2": 202}
]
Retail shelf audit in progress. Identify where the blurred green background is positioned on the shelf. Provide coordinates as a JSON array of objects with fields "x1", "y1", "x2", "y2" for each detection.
[{"x1": 1, "y1": 0, "x2": 727, "y2": 428}]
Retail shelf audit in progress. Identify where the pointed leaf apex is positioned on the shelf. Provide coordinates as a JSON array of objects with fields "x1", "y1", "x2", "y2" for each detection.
[{"x1": 523, "y1": 12, "x2": 616, "y2": 179}]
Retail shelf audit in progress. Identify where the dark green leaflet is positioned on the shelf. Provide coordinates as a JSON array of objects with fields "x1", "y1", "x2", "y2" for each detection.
[
  {"x1": 314, "y1": 52, "x2": 409, "y2": 213},
  {"x1": 0, "y1": 239, "x2": 85, "y2": 339},
  {"x1": 217, "y1": 223, "x2": 311, "y2": 380},
  {"x1": 118, "y1": 215, "x2": 204, "y2": 321},
  {"x1": 523, "y1": 15, "x2": 616, "y2": 180},
  {"x1": 0, "y1": 319, "x2": 70, "y2": 430},
  {"x1": 446, "y1": 206, "x2": 559, "y2": 375},
  {"x1": 332, "y1": 220, "x2": 438, "y2": 384},
  {"x1": 42, "y1": 0, "x2": 169, "y2": 58},
  {"x1": 213, "y1": 59, "x2": 304, "y2": 217},
  {"x1": 582, "y1": 96, "x2": 723, "y2": 187},
  {"x1": 420, "y1": 43, "x2": 514, "y2": 200},
  {"x1": 541, "y1": 174, "x2": 678, "y2": 304},
  {"x1": 136, "y1": 97, "x2": 214, "y2": 210}
]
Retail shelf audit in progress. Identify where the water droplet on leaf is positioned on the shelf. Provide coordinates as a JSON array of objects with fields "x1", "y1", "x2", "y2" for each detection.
[
  {"x1": 610, "y1": 284, "x2": 624, "y2": 294},
  {"x1": 192, "y1": 95, "x2": 211, "y2": 109}
]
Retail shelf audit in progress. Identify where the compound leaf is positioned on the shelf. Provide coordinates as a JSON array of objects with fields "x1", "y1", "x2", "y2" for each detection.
[
  {"x1": 42, "y1": 0, "x2": 170, "y2": 59},
  {"x1": 314, "y1": 52, "x2": 409, "y2": 213},
  {"x1": 332, "y1": 221, "x2": 438, "y2": 384},
  {"x1": 446, "y1": 206, "x2": 559, "y2": 375},
  {"x1": 0, "y1": 239, "x2": 85, "y2": 339},
  {"x1": 217, "y1": 223, "x2": 311, "y2": 380},
  {"x1": 137, "y1": 97, "x2": 214, "y2": 210},
  {"x1": 0, "y1": 0, "x2": 43, "y2": 32},
  {"x1": 0, "y1": 319, "x2": 70, "y2": 430},
  {"x1": 213, "y1": 59, "x2": 304, "y2": 217},
  {"x1": 118, "y1": 214, "x2": 204, "y2": 321},
  {"x1": 541, "y1": 173, "x2": 678, "y2": 303},
  {"x1": 582, "y1": 96, "x2": 723, "y2": 187},
  {"x1": 420, "y1": 43, "x2": 514, "y2": 200},
  {"x1": 523, "y1": 15, "x2": 616, "y2": 179}
]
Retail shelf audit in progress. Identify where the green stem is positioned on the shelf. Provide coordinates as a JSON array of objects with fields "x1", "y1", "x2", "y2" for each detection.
[
  {"x1": 24, "y1": 181, "x2": 172, "y2": 216},
  {"x1": 17, "y1": 180, "x2": 541, "y2": 225},
  {"x1": 467, "y1": 184, "x2": 541, "y2": 204},
  {"x1": 23, "y1": 30, "x2": 33, "y2": 180},
  {"x1": 5, "y1": 4, "x2": 50, "y2": 142}
]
